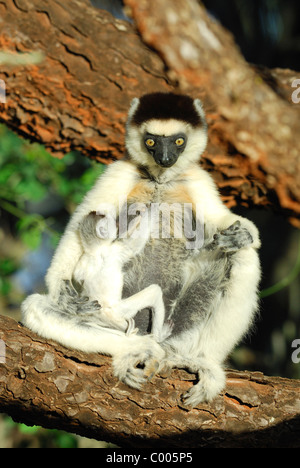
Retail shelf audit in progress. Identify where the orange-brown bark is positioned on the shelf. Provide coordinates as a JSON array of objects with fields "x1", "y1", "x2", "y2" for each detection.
[{"x1": 0, "y1": 0, "x2": 170, "y2": 162}]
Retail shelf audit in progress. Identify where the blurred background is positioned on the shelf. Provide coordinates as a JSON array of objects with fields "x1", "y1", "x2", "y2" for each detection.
[{"x1": 0, "y1": 0, "x2": 300, "y2": 448}]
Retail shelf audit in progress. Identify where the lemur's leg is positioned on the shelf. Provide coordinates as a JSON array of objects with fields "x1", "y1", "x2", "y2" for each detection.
[
  {"x1": 21, "y1": 282, "x2": 165, "y2": 390},
  {"x1": 159, "y1": 223, "x2": 260, "y2": 407},
  {"x1": 103, "y1": 284, "x2": 173, "y2": 343}
]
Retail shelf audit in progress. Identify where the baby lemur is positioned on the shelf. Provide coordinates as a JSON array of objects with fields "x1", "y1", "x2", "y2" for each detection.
[{"x1": 73, "y1": 207, "x2": 172, "y2": 342}]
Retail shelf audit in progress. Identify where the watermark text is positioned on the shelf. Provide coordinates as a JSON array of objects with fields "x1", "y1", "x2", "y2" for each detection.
[
  {"x1": 291, "y1": 339, "x2": 300, "y2": 364},
  {"x1": 0, "y1": 79, "x2": 6, "y2": 104},
  {"x1": 95, "y1": 198, "x2": 204, "y2": 250},
  {"x1": 0, "y1": 339, "x2": 6, "y2": 364},
  {"x1": 291, "y1": 79, "x2": 300, "y2": 104}
]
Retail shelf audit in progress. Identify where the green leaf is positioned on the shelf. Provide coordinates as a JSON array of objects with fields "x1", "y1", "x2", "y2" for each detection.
[
  {"x1": 17, "y1": 214, "x2": 44, "y2": 249},
  {"x1": 53, "y1": 431, "x2": 77, "y2": 448},
  {"x1": 19, "y1": 226, "x2": 42, "y2": 249},
  {"x1": 15, "y1": 179, "x2": 47, "y2": 201},
  {"x1": 0, "y1": 258, "x2": 18, "y2": 275},
  {"x1": 0, "y1": 277, "x2": 12, "y2": 296},
  {"x1": 16, "y1": 214, "x2": 42, "y2": 231},
  {"x1": 18, "y1": 424, "x2": 40, "y2": 435}
]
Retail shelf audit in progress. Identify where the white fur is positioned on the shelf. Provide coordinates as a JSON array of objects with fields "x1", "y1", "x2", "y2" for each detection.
[{"x1": 183, "y1": 164, "x2": 261, "y2": 249}]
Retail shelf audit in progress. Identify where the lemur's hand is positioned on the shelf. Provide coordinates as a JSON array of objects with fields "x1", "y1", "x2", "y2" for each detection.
[{"x1": 207, "y1": 221, "x2": 253, "y2": 253}]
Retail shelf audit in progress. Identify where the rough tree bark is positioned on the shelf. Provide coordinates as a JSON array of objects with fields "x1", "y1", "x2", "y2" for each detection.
[
  {"x1": 0, "y1": 0, "x2": 300, "y2": 224},
  {"x1": 1, "y1": 315, "x2": 300, "y2": 448},
  {"x1": 1, "y1": 0, "x2": 300, "y2": 448},
  {"x1": 0, "y1": 0, "x2": 170, "y2": 159}
]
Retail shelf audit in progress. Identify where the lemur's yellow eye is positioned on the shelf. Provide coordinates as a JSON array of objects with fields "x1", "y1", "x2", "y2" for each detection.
[
  {"x1": 145, "y1": 138, "x2": 155, "y2": 147},
  {"x1": 175, "y1": 138, "x2": 185, "y2": 146}
]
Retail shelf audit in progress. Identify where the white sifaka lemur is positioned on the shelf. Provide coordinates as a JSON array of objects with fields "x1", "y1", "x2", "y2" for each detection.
[{"x1": 21, "y1": 92, "x2": 261, "y2": 406}]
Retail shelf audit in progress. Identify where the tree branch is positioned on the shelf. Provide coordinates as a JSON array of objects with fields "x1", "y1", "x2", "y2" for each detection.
[
  {"x1": 0, "y1": 315, "x2": 300, "y2": 448},
  {"x1": 0, "y1": 0, "x2": 300, "y2": 224}
]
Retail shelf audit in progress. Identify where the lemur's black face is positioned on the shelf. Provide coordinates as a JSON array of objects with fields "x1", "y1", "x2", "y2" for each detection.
[{"x1": 144, "y1": 132, "x2": 187, "y2": 168}]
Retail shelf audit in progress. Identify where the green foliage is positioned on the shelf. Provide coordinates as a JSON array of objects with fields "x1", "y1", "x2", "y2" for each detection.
[
  {"x1": 17, "y1": 424, "x2": 77, "y2": 448},
  {"x1": 3, "y1": 417, "x2": 78, "y2": 448},
  {"x1": 0, "y1": 124, "x2": 105, "y2": 249},
  {"x1": 0, "y1": 257, "x2": 18, "y2": 295}
]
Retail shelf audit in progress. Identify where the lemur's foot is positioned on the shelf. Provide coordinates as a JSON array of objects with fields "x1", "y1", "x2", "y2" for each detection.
[
  {"x1": 60, "y1": 280, "x2": 101, "y2": 315},
  {"x1": 113, "y1": 337, "x2": 165, "y2": 389}
]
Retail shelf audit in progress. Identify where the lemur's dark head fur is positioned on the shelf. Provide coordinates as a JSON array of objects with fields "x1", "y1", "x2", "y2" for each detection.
[{"x1": 125, "y1": 92, "x2": 207, "y2": 179}]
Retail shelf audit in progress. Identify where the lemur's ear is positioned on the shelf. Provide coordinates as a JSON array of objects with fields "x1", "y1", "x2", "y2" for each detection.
[
  {"x1": 193, "y1": 99, "x2": 207, "y2": 129},
  {"x1": 126, "y1": 97, "x2": 140, "y2": 127}
]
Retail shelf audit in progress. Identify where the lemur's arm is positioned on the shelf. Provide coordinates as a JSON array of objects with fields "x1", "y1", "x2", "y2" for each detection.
[
  {"x1": 185, "y1": 165, "x2": 260, "y2": 249},
  {"x1": 45, "y1": 160, "x2": 139, "y2": 300}
]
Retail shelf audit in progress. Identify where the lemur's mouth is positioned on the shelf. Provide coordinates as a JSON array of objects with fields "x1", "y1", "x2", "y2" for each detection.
[{"x1": 157, "y1": 161, "x2": 176, "y2": 168}]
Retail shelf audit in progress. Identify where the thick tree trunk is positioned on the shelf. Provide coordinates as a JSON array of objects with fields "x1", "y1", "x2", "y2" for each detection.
[
  {"x1": 0, "y1": 315, "x2": 300, "y2": 448},
  {"x1": 0, "y1": 0, "x2": 300, "y2": 225}
]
